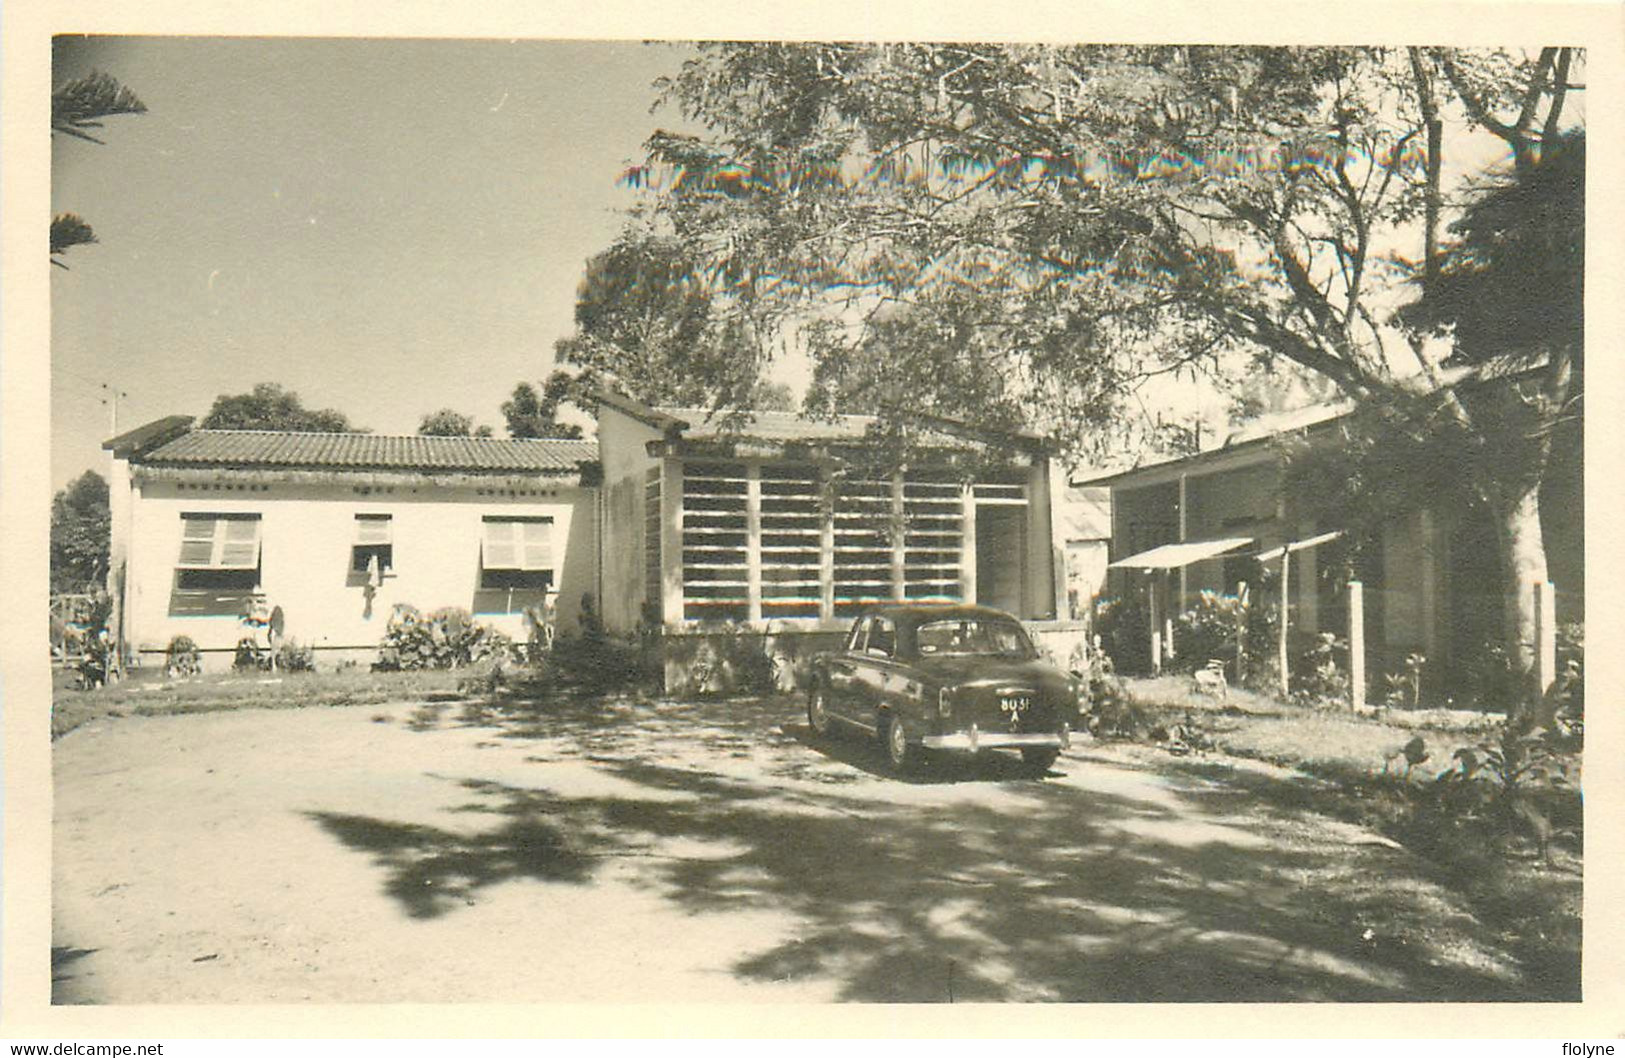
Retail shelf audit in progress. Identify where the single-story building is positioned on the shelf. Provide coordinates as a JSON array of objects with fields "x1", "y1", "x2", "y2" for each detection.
[
  {"x1": 592, "y1": 391, "x2": 1091, "y2": 690},
  {"x1": 102, "y1": 416, "x2": 599, "y2": 670},
  {"x1": 1075, "y1": 396, "x2": 1583, "y2": 696}
]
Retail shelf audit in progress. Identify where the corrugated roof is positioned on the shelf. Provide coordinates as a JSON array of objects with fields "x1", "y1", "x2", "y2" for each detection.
[{"x1": 138, "y1": 430, "x2": 598, "y2": 474}]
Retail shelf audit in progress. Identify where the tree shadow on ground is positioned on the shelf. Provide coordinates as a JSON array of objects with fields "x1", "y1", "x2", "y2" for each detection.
[
  {"x1": 305, "y1": 809, "x2": 595, "y2": 919},
  {"x1": 52, "y1": 946, "x2": 98, "y2": 1003},
  {"x1": 304, "y1": 734, "x2": 1551, "y2": 1000}
]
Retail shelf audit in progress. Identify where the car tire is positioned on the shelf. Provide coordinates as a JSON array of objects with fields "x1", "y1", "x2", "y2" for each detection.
[
  {"x1": 807, "y1": 684, "x2": 833, "y2": 736},
  {"x1": 880, "y1": 713, "x2": 911, "y2": 773},
  {"x1": 1022, "y1": 748, "x2": 1060, "y2": 775}
]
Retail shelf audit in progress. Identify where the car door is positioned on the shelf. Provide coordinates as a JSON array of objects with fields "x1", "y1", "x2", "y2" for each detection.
[
  {"x1": 853, "y1": 614, "x2": 900, "y2": 723},
  {"x1": 824, "y1": 617, "x2": 868, "y2": 723}
]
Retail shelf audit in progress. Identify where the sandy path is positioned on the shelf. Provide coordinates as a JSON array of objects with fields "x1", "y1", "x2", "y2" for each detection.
[{"x1": 53, "y1": 697, "x2": 1535, "y2": 1003}]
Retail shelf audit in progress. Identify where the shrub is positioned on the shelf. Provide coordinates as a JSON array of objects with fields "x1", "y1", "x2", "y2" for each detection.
[
  {"x1": 164, "y1": 635, "x2": 201, "y2": 678},
  {"x1": 1094, "y1": 592, "x2": 1151, "y2": 675},
  {"x1": 375, "y1": 605, "x2": 512, "y2": 671},
  {"x1": 276, "y1": 638, "x2": 316, "y2": 673},
  {"x1": 1171, "y1": 591, "x2": 1247, "y2": 675},
  {"x1": 1290, "y1": 632, "x2": 1350, "y2": 706},
  {"x1": 234, "y1": 637, "x2": 270, "y2": 672}
]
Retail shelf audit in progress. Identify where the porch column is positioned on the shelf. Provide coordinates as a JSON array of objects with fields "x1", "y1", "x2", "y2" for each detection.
[
  {"x1": 1149, "y1": 570, "x2": 1162, "y2": 676},
  {"x1": 745, "y1": 463, "x2": 763, "y2": 623},
  {"x1": 1536, "y1": 579, "x2": 1557, "y2": 697},
  {"x1": 1348, "y1": 579, "x2": 1365, "y2": 709},
  {"x1": 1177, "y1": 472, "x2": 1189, "y2": 615},
  {"x1": 819, "y1": 466, "x2": 835, "y2": 622},
  {"x1": 890, "y1": 471, "x2": 906, "y2": 602},
  {"x1": 1419, "y1": 509, "x2": 1438, "y2": 662},
  {"x1": 959, "y1": 481, "x2": 977, "y2": 606},
  {"x1": 1278, "y1": 547, "x2": 1291, "y2": 696},
  {"x1": 659, "y1": 457, "x2": 685, "y2": 628}
]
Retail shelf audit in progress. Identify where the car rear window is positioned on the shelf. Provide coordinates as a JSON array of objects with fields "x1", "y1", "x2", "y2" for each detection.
[{"x1": 916, "y1": 618, "x2": 1035, "y2": 659}]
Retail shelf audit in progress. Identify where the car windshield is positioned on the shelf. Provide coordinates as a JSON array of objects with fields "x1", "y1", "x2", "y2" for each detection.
[{"x1": 915, "y1": 618, "x2": 1036, "y2": 659}]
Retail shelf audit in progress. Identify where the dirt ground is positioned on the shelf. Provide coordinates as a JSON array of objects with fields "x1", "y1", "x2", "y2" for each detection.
[{"x1": 52, "y1": 693, "x2": 1565, "y2": 1003}]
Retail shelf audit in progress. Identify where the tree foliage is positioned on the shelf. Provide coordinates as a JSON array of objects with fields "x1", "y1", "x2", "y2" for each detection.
[
  {"x1": 51, "y1": 70, "x2": 147, "y2": 268},
  {"x1": 628, "y1": 45, "x2": 1576, "y2": 451},
  {"x1": 500, "y1": 377, "x2": 583, "y2": 439},
  {"x1": 554, "y1": 233, "x2": 796, "y2": 412},
  {"x1": 418, "y1": 408, "x2": 493, "y2": 437},
  {"x1": 200, "y1": 383, "x2": 366, "y2": 433},
  {"x1": 624, "y1": 43, "x2": 1581, "y2": 716},
  {"x1": 51, "y1": 470, "x2": 111, "y2": 593}
]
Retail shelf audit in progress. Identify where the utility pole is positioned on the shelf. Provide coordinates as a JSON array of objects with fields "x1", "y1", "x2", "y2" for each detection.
[{"x1": 100, "y1": 383, "x2": 127, "y2": 436}]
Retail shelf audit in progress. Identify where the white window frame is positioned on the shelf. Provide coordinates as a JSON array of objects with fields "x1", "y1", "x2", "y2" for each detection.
[
  {"x1": 352, "y1": 514, "x2": 395, "y2": 575},
  {"x1": 177, "y1": 513, "x2": 262, "y2": 570},
  {"x1": 481, "y1": 516, "x2": 554, "y2": 572}
]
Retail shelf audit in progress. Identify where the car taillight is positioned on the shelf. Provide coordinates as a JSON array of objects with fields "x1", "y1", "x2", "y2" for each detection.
[{"x1": 938, "y1": 686, "x2": 954, "y2": 718}]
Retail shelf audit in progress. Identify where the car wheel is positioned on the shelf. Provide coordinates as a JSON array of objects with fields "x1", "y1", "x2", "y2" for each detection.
[
  {"x1": 807, "y1": 685, "x2": 833, "y2": 736},
  {"x1": 880, "y1": 713, "x2": 911, "y2": 772},
  {"x1": 1022, "y1": 748, "x2": 1060, "y2": 775}
]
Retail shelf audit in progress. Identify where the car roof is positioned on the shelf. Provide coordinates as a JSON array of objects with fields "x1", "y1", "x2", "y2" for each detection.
[{"x1": 861, "y1": 603, "x2": 1022, "y2": 627}]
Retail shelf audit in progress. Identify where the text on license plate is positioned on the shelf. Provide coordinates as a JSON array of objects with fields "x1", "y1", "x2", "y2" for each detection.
[{"x1": 1000, "y1": 695, "x2": 1032, "y2": 715}]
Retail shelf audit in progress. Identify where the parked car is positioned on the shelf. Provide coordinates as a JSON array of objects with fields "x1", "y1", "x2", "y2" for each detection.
[{"x1": 807, "y1": 604, "x2": 1087, "y2": 775}]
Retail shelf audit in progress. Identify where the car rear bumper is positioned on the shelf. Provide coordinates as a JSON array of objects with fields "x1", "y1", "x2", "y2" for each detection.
[{"x1": 922, "y1": 724, "x2": 1070, "y2": 752}]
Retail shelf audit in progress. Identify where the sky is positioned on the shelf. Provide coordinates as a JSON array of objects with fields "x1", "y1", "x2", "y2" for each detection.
[{"x1": 51, "y1": 36, "x2": 693, "y2": 488}]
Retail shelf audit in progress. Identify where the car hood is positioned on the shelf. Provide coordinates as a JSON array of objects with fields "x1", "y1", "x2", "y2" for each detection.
[{"x1": 909, "y1": 654, "x2": 1070, "y2": 693}]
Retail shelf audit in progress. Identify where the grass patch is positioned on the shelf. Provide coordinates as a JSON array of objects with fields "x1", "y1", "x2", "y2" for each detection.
[
  {"x1": 1117, "y1": 675, "x2": 1582, "y2": 999},
  {"x1": 52, "y1": 668, "x2": 467, "y2": 739}
]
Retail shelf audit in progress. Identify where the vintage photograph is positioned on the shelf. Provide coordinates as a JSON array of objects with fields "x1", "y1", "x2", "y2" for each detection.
[{"x1": 47, "y1": 37, "x2": 1583, "y2": 1004}]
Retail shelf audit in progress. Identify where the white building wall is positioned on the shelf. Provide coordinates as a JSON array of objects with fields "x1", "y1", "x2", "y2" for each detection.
[
  {"x1": 594, "y1": 407, "x2": 664, "y2": 634},
  {"x1": 124, "y1": 476, "x2": 596, "y2": 668}
]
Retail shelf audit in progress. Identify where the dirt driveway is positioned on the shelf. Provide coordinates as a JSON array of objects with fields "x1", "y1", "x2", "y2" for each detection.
[{"x1": 53, "y1": 693, "x2": 1537, "y2": 1003}]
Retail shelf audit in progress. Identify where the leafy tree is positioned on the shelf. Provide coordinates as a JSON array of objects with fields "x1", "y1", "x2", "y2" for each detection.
[
  {"x1": 501, "y1": 377, "x2": 583, "y2": 439},
  {"x1": 51, "y1": 470, "x2": 110, "y2": 592},
  {"x1": 625, "y1": 43, "x2": 1580, "y2": 719},
  {"x1": 51, "y1": 71, "x2": 147, "y2": 268},
  {"x1": 554, "y1": 233, "x2": 802, "y2": 412},
  {"x1": 200, "y1": 383, "x2": 366, "y2": 433},
  {"x1": 417, "y1": 408, "x2": 494, "y2": 437}
]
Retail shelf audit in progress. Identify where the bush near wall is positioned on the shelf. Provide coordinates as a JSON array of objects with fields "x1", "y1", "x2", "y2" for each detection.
[{"x1": 375, "y1": 605, "x2": 513, "y2": 671}]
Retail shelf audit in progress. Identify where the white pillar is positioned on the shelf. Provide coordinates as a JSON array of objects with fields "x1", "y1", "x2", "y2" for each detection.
[
  {"x1": 1278, "y1": 549, "x2": 1291, "y2": 697},
  {"x1": 1348, "y1": 580, "x2": 1365, "y2": 710},
  {"x1": 659, "y1": 458, "x2": 685, "y2": 628},
  {"x1": 891, "y1": 472, "x2": 906, "y2": 602},
  {"x1": 819, "y1": 466, "x2": 835, "y2": 622},
  {"x1": 1536, "y1": 579, "x2": 1557, "y2": 698},
  {"x1": 745, "y1": 463, "x2": 762, "y2": 624},
  {"x1": 959, "y1": 482, "x2": 977, "y2": 606}
]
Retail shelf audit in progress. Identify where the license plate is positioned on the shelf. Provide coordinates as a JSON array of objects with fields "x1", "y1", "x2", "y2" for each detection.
[{"x1": 1000, "y1": 695, "x2": 1032, "y2": 716}]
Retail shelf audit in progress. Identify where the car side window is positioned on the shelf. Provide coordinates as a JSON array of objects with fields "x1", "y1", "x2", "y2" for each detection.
[
  {"x1": 847, "y1": 618, "x2": 869, "y2": 654},
  {"x1": 867, "y1": 617, "x2": 896, "y2": 659}
]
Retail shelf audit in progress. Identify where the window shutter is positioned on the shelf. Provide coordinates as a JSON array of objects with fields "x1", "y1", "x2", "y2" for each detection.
[
  {"x1": 519, "y1": 520, "x2": 553, "y2": 571},
  {"x1": 355, "y1": 515, "x2": 392, "y2": 545},
  {"x1": 177, "y1": 517, "x2": 218, "y2": 567},
  {"x1": 483, "y1": 519, "x2": 520, "y2": 569},
  {"x1": 218, "y1": 518, "x2": 262, "y2": 569}
]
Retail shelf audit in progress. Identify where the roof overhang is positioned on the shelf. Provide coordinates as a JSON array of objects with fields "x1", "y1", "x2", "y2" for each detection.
[{"x1": 1109, "y1": 536, "x2": 1254, "y2": 571}]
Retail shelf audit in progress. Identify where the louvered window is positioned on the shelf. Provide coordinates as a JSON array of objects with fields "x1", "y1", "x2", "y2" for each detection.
[
  {"x1": 351, "y1": 514, "x2": 394, "y2": 574},
  {"x1": 480, "y1": 516, "x2": 553, "y2": 590},
  {"x1": 177, "y1": 514, "x2": 261, "y2": 569}
]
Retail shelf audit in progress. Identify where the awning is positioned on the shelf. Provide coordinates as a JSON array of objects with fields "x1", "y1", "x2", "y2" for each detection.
[
  {"x1": 1109, "y1": 536, "x2": 1253, "y2": 571},
  {"x1": 1255, "y1": 530, "x2": 1343, "y2": 562}
]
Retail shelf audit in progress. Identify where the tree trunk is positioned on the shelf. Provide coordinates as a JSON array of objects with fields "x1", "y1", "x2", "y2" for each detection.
[{"x1": 1497, "y1": 482, "x2": 1549, "y2": 727}]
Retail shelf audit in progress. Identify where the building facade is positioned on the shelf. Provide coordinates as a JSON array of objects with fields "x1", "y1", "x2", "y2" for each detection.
[
  {"x1": 1077, "y1": 400, "x2": 1583, "y2": 695},
  {"x1": 593, "y1": 393, "x2": 1087, "y2": 690},
  {"x1": 103, "y1": 417, "x2": 599, "y2": 670}
]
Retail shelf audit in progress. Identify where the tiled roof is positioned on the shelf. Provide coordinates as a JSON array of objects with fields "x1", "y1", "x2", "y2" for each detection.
[{"x1": 138, "y1": 430, "x2": 598, "y2": 474}]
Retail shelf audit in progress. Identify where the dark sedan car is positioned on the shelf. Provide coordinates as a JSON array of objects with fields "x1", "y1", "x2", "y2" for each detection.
[{"x1": 807, "y1": 604, "x2": 1087, "y2": 774}]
